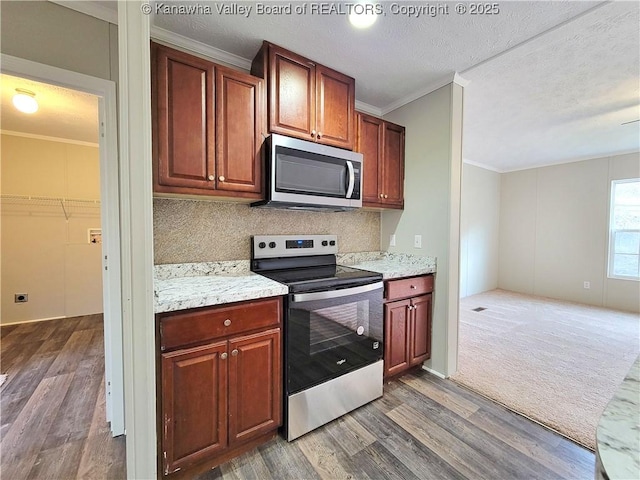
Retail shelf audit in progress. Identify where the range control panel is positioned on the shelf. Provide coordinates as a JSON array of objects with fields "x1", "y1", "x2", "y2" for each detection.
[{"x1": 252, "y1": 234, "x2": 338, "y2": 259}]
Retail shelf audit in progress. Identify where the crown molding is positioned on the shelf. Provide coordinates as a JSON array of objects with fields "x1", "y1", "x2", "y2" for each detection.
[
  {"x1": 150, "y1": 27, "x2": 253, "y2": 71},
  {"x1": 50, "y1": 0, "x2": 118, "y2": 24},
  {"x1": 355, "y1": 101, "x2": 382, "y2": 117},
  {"x1": 380, "y1": 72, "x2": 469, "y2": 115},
  {"x1": 1, "y1": 129, "x2": 99, "y2": 147},
  {"x1": 462, "y1": 158, "x2": 504, "y2": 173}
]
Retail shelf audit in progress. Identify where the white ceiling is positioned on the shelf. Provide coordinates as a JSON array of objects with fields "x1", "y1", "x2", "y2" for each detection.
[
  {"x1": 0, "y1": 73, "x2": 99, "y2": 144},
  {"x1": 462, "y1": 1, "x2": 640, "y2": 172},
  {"x1": 31, "y1": 1, "x2": 640, "y2": 171}
]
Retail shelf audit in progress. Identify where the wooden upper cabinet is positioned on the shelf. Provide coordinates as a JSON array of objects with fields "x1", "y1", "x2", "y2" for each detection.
[
  {"x1": 356, "y1": 113, "x2": 383, "y2": 204},
  {"x1": 215, "y1": 66, "x2": 263, "y2": 194},
  {"x1": 152, "y1": 42, "x2": 263, "y2": 199},
  {"x1": 315, "y1": 65, "x2": 355, "y2": 149},
  {"x1": 356, "y1": 111, "x2": 405, "y2": 209},
  {"x1": 383, "y1": 122, "x2": 405, "y2": 208},
  {"x1": 252, "y1": 41, "x2": 355, "y2": 150},
  {"x1": 153, "y1": 43, "x2": 215, "y2": 191},
  {"x1": 267, "y1": 45, "x2": 315, "y2": 139}
]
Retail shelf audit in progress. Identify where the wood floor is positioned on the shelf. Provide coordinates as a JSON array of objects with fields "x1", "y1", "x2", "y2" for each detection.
[
  {"x1": 1, "y1": 316, "x2": 595, "y2": 480},
  {"x1": 198, "y1": 370, "x2": 595, "y2": 480},
  {"x1": 0, "y1": 315, "x2": 126, "y2": 479}
]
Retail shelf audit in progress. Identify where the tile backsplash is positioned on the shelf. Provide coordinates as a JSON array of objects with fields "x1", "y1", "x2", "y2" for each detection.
[{"x1": 153, "y1": 198, "x2": 381, "y2": 264}]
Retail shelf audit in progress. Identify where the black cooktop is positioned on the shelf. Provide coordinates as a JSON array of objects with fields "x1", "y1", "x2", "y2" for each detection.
[{"x1": 252, "y1": 256, "x2": 382, "y2": 293}]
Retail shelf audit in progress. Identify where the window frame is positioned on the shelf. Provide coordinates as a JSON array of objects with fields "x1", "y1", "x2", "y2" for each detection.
[{"x1": 607, "y1": 178, "x2": 640, "y2": 281}]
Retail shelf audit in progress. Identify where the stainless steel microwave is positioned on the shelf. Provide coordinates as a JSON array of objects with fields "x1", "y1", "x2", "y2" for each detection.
[{"x1": 252, "y1": 134, "x2": 363, "y2": 211}]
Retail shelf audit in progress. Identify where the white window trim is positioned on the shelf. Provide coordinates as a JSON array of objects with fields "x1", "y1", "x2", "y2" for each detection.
[{"x1": 608, "y1": 178, "x2": 640, "y2": 282}]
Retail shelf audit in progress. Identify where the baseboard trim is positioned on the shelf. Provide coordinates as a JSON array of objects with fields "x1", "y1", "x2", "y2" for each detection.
[
  {"x1": 422, "y1": 365, "x2": 447, "y2": 379},
  {"x1": 1, "y1": 314, "x2": 101, "y2": 327}
]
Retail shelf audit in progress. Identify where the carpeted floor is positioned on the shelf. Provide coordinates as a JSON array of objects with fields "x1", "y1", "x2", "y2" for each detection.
[{"x1": 452, "y1": 289, "x2": 640, "y2": 451}]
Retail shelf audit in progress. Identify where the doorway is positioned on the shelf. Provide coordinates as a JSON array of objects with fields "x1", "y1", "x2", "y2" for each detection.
[{"x1": 0, "y1": 56, "x2": 124, "y2": 436}]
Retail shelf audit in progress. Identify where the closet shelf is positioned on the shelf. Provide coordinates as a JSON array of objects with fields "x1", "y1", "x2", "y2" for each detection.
[{"x1": 0, "y1": 194, "x2": 101, "y2": 220}]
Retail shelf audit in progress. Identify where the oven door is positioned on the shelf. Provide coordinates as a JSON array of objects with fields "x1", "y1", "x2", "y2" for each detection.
[{"x1": 286, "y1": 281, "x2": 383, "y2": 395}]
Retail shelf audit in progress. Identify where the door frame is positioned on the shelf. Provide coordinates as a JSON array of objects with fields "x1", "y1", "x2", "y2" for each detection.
[{"x1": 0, "y1": 53, "x2": 125, "y2": 436}]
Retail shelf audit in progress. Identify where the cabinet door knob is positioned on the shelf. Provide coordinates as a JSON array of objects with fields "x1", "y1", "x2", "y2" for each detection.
[
  {"x1": 384, "y1": 194, "x2": 388, "y2": 199},
  {"x1": 311, "y1": 130, "x2": 316, "y2": 137},
  {"x1": 219, "y1": 175, "x2": 225, "y2": 182},
  {"x1": 317, "y1": 132, "x2": 322, "y2": 139},
  {"x1": 380, "y1": 193, "x2": 384, "y2": 198},
  {"x1": 220, "y1": 352, "x2": 228, "y2": 360},
  {"x1": 410, "y1": 285, "x2": 417, "y2": 289},
  {"x1": 223, "y1": 319, "x2": 231, "y2": 326},
  {"x1": 231, "y1": 349, "x2": 239, "y2": 356},
  {"x1": 208, "y1": 175, "x2": 215, "y2": 181}
]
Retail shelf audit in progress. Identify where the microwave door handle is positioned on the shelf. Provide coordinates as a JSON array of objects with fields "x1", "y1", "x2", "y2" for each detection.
[{"x1": 346, "y1": 161, "x2": 355, "y2": 198}]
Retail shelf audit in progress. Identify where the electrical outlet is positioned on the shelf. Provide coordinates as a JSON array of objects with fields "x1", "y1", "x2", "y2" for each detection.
[
  {"x1": 583, "y1": 281, "x2": 590, "y2": 289},
  {"x1": 414, "y1": 235, "x2": 422, "y2": 248},
  {"x1": 15, "y1": 293, "x2": 28, "y2": 303},
  {"x1": 390, "y1": 234, "x2": 396, "y2": 247}
]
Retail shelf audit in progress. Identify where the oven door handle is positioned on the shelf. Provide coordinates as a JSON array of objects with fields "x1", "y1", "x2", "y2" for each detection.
[{"x1": 291, "y1": 281, "x2": 383, "y2": 303}]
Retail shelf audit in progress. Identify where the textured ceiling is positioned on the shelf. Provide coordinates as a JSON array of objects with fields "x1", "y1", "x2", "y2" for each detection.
[
  {"x1": 463, "y1": 1, "x2": 640, "y2": 171},
  {"x1": 149, "y1": 0, "x2": 600, "y2": 110},
  {"x1": 0, "y1": 74, "x2": 99, "y2": 143},
  {"x1": 44, "y1": 1, "x2": 640, "y2": 170}
]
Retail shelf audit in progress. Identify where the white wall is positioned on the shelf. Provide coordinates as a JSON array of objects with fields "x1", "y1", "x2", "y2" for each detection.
[
  {"x1": 1, "y1": 134, "x2": 103, "y2": 324},
  {"x1": 382, "y1": 83, "x2": 464, "y2": 377},
  {"x1": 460, "y1": 163, "x2": 501, "y2": 297},
  {"x1": 498, "y1": 152, "x2": 640, "y2": 313}
]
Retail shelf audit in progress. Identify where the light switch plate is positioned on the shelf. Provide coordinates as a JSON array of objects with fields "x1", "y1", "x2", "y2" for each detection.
[
  {"x1": 390, "y1": 234, "x2": 396, "y2": 247},
  {"x1": 414, "y1": 235, "x2": 422, "y2": 248}
]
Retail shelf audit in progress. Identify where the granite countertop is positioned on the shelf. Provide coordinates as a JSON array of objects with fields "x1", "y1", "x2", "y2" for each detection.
[
  {"x1": 595, "y1": 355, "x2": 640, "y2": 480},
  {"x1": 154, "y1": 261, "x2": 288, "y2": 313},
  {"x1": 154, "y1": 252, "x2": 437, "y2": 313},
  {"x1": 338, "y1": 252, "x2": 437, "y2": 279}
]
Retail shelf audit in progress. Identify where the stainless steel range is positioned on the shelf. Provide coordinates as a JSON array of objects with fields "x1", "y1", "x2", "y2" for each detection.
[{"x1": 251, "y1": 234, "x2": 384, "y2": 441}]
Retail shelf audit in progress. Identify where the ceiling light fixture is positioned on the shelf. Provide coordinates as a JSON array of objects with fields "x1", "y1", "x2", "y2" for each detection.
[
  {"x1": 13, "y1": 88, "x2": 38, "y2": 114},
  {"x1": 349, "y1": 2, "x2": 377, "y2": 29}
]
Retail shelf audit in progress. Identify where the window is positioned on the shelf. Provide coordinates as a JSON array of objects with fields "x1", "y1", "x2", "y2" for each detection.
[{"x1": 608, "y1": 179, "x2": 640, "y2": 280}]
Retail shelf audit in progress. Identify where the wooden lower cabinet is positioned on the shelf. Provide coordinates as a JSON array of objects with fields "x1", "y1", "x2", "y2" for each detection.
[
  {"x1": 161, "y1": 342, "x2": 228, "y2": 474},
  {"x1": 158, "y1": 298, "x2": 282, "y2": 477},
  {"x1": 383, "y1": 275, "x2": 433, "y2": 379},
  {"x1": 228, "y1": 329, "x2": 281, "y2": 446}
]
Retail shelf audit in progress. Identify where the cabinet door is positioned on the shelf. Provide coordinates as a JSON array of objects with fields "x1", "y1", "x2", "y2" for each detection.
[
  {"x1": 357, "y1": 112, "x2": 384, "y2": 205},
  {"x1": 268, "y1": 45, "x2": 315, "y2": 140},
  {"x1": 410, "y1": 294, "x2": 432, "y2": 366},
  {"x1": 153, "y1": 44, "x2": 215, "y2": 191},
  {"x1": 384, "y1": 299, "x2": 411, "y2": 378},
  {"x1": 228, "y1": 328, "x2": 281, "y2": 446},
  {"x1": 382, "y1": 122, "x2": 405, "y2": 208},
  {"x1": 315, "y1": 64, "x2": 355, "y2": 150},
  {"x1": 161, "y1": 341, "x2": 228, "y2": 475},
  {"x1": 215, "y1": 66, "x2": 264, "y2": 194}
]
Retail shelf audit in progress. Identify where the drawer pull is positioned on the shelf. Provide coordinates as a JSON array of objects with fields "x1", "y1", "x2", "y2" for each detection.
[
  {"x1": 410, "y1": 285, "x2": 417, "y2": 289},
  {"x1": 223, "y1": 319, "x2": 231, "y2": 327},
  {"x1": 231, "y1": 349, "x2": 239, "y2": 356},
  {"x1": 220, "y1": 352, "x2": 228, "y2": 360}
]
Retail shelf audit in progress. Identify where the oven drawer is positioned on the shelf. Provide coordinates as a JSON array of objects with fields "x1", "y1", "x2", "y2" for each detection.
[
  {"x1": 159, "y1": 297, "x2": 282, "y2": 351},
  {"x1": 385, "y1": 275, "x2": 433, "y2": 301}
]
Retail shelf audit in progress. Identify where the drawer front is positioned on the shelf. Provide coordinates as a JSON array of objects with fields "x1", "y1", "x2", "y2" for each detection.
[
  {"x1": 160, "y1": 297, "x2": 282, "y2": 351},
  {"x1": 385, "y1": 275, "x2": 433, "y2": 301}
]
